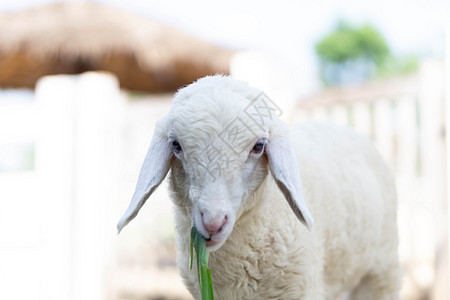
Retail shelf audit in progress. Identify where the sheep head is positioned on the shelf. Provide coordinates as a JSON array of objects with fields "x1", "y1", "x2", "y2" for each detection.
[{"x1": 117, "y1": 75, "x2": 314, "y2": 251}]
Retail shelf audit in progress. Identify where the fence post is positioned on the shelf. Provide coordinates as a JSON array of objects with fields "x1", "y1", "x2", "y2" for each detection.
[
  {"x1": 353, "y1": 101, "x2": 372, "y2": 137},
  {"x1": 396, "y1": 95, "x2": 418, "y2": 178},
  {"x1": 71, "y1": 72, "x2": 123, "y2": 300},
  {"x1": 35, "y1": 72, "x2": 123, "y2": 300},
  {"x1": 230, "y1": 52, "x2": 297, "y2": 123},
  {"x1": 433, "y1": 27, "x2": 450, "y2": 300},
  {"x1": 35, "y1": 75, "x2": 78, "y2": 299},
  {"x1": 373, "y1": 98, "x2": 395, "y2": 164},
  {"x1": 418, "y1": 59, "x2": 446, "y2": 298}
]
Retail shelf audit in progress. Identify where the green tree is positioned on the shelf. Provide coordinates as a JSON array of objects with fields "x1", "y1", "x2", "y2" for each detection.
[{"x1": 316, "y1": 21, "x2": 390, "y2": 85}]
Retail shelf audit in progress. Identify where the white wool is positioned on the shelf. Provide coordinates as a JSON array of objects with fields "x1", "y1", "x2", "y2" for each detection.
[{"x1": 118, "y1": 75, "x2": 400, "y2": 300}]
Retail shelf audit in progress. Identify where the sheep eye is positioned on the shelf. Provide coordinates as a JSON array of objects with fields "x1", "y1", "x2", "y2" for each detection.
[
  {"x1": 251, "y1": 140, "x2": 265, "y2": 154},
  {"x1": 172, "y1": 140, "x2": 182, "y2": 154}
]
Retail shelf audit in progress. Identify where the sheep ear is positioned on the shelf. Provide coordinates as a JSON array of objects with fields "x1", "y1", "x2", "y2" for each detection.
[
  {"x1": 117, "y1": 133, "x2": 173, "y2": 233},
  {"x1": 265, "y1": 136, "x2": 314, "y2": 230}
]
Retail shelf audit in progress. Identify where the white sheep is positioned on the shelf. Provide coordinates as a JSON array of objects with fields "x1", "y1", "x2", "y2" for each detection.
[{"x1": 117, "y1": 75, "x2": 400, "y2": 299}]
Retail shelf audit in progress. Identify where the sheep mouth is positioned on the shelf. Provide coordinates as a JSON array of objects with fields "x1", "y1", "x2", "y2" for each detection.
[
  {"x1": 205, "y1": 238, "x2": 219, "y2": 247},
  {"x1": 194, "y1": 227, "x2": 221, "y2": 248}
]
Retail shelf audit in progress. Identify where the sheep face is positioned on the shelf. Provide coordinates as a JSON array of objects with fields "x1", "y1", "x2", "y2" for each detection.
[
  {"x1": 117, "y1": 75, "x2": 314, "y2": 251},
  {"x1": 166, "y1": 91, "x2": 273, "y2": 251}
]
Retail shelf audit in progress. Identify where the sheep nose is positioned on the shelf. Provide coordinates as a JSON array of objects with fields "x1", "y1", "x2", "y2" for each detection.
[{"x1": 201, "y1": 213, "x2": 227, "y2": 235}]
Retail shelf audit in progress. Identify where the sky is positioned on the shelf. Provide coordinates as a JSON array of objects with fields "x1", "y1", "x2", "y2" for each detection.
[{"x1": 1, "y1": 0, "x2": 449, "y2": 95}]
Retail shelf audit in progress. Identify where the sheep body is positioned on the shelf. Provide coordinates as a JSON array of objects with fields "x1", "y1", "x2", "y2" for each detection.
[
  {"x1": 118, "y1": 75, "x2": 400, "y2": 299},
  {"x1": 173, "y1": 122, "x2": 399, "y2": 300}
]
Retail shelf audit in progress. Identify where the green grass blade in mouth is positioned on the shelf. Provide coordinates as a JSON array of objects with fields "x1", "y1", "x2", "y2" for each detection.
[
  {"x1": 190, "y1": 226, "x2": 195, "y2": 271},
  {"x1": 190, "y1": 227, "x2": 215, "y2": 300}
]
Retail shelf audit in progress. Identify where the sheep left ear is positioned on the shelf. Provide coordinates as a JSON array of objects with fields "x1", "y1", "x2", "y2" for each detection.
[
  {"x1": 265, "y1": 135, "x2": 314, "y2": 230},
  {"x1": 117, "y1": 132, "x2": 173, "y2": 233}
]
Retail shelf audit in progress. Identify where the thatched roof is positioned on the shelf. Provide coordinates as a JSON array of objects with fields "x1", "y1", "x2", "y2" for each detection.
[{"x1": 0, "y1": 2, "x2": 233, "y2": 93}]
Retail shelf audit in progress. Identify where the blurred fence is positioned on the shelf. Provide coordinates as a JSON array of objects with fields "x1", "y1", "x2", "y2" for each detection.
[
  {"x1": 0, "y1": 72, "x2": 190, "y2": 300},
  {"x1": 291, "y1": 59, "x2": 448, "y2": 300},
  {"x1": 0, "y1": 73, "x2": 140, "y2": 299},
  {"x1": 0, "y1": 73, "x2": 124, "y2": 299}
]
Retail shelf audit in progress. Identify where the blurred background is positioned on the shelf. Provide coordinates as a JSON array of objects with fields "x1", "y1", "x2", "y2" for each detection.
[{"x1": 0, "y1": 1, "x2": 448, "y2": 299}]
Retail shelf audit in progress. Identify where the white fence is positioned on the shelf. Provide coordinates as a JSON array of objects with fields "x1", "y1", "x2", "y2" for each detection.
[
  {"x1": 0, "y1": 72, "x2": 188, "y2": 300},
  {"x1": 291, "y1": 59, "x2": 448, "y2": 300},
  {"x1": 0, "y1": 73, "x2": 125, "y2": 300}
]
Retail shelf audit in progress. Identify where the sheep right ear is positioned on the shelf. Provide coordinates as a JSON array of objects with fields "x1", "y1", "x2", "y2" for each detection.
[
  {"x1": 117, "y1": 132, "x2": 173, "y2": 233},
  {"x1": 265, "y1": 135, "x2": 314, "y2": 230}
]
